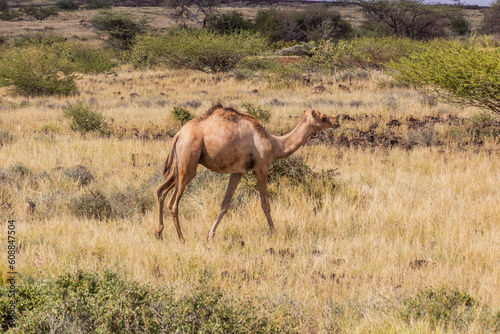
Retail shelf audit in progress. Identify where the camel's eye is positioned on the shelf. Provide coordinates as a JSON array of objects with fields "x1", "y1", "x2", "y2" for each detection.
[{"x1": 321, "y1": 115, "x2": 328, "y2": 122}]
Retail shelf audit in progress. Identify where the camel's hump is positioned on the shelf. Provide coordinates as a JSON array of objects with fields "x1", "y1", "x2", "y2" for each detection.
[{"x1": 195, "y1": 104, "x2": 267, "y2": 137}]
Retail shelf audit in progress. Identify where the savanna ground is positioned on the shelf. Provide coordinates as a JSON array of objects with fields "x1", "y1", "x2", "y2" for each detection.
[{"x1": 0, "y1": 3, "x2": 500, "y2": 334}]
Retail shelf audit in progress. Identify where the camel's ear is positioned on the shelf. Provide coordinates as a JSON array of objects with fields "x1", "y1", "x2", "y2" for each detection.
[
  {"x1": 303, "y1": 110, "x2": 308, "y2": 116},
  {"x1": 311, "y1": 110, "x2": 321, "y2": 119}
]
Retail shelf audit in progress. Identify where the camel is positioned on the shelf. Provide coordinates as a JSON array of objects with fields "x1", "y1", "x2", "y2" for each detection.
[{"x1": 155, "y1": 104, "x2": 341, "y2": 243}]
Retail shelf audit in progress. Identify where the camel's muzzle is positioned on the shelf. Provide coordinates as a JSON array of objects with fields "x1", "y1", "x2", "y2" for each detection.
[{"x1": 330, "y1": 116, "x2": 341, "y2": 129}]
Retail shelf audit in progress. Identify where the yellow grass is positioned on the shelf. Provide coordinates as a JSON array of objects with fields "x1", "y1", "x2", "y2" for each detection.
[
  {"x1": 1, "y1": 62, "x2": 499, "y2": 332},
  {"x1": 0, "y1": 4, "x2": 498, "y2": 331}
]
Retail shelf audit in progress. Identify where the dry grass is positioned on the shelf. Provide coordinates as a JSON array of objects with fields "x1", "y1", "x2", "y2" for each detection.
[
  {"x1": 0, "y1": 4, "x2": 498, "y2": 331},
  {"x1": 1, "y1": 62, "x2": 499, "y2": 332}
]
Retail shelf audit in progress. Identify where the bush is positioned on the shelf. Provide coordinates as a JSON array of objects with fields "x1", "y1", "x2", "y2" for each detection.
[
  {"x1": 0, "y1": 9, "x2": 21, "y2": 21},
  {"x1": 109, "y1": 185, "x2": 155, "y2": 218},
  {"x1": 402, "y1": 287, "x2": 480, "y2": 330},
  {"x1": 172, "y1": 106, "x2": 194, "y2": 124},
  {"x1": 450, "y1": 15, "x2": 470, "y2": 36},
  {"x1": 309, "y1": 36, "x2": 425, "y2": 71},
  {"x1": 40, "y1": 123, "x2": 61, "y2": 134},
  {"x1": 390, "y1": 38, "x2": 500, "y2": 115},
  {"x1": 62, "y1": 165, "x2": 94, "y2": 187},
  {"x1": 91, "y1": 10, "x2": 149, "y2": 50},
  {"x1": 0, "y1": 46, "x2": 78, "y2": 97},
  {"x1": 205, "y1": 11, "x2": 253, "y2": 34},
  {"x1": 241, "y1": 102, "x2": 271, "y2": 122},
  {"x1": 55, "y1": 0, "x2": 79, "y2": 10},
  {"x1": 12, "y1": 37, "x2": 116, "y2": 74},
  {"x1": 23, "y1": 5, "x2": 59, "y2": 20},
  {"x1": 69, "y1": 189, "x2": 112, "y2": 220},
  {"x1": 130, "y1": 29, "x2": 267, "y2": 73},
  {"x1": 63, "y1": 101, "x2": 108, "y2": 135},
  {"x1": 242, "y1": 155, "x2": 334, "y2": 192},
  {"x1": 13, "y1": 32, "x2": 66, "y2": 47},
  {"x1": 0, "y1": 270, "x2": 294, "y2": 333},
  {"x1": 254, "y1": 6, "x2": 353, "y2": 43},
  {"x1": 56, "y1": 41, "x2": 117, "y2": 73},
  {"x1": 264, "y1": 63, "x2": 306, "y2": 89}
]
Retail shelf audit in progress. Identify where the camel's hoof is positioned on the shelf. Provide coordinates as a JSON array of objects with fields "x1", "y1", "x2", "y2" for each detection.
[
  {"x1": 207, "y1": 231, "x2": 215, "y2": 241},
  {"x1": 154, "y1": 231, "x2": 163, "y2": 240}
]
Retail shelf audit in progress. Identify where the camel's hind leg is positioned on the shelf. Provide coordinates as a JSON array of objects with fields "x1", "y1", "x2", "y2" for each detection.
[
  {"x1": 207, "y1": 173, "x2": 243, "y2": 240},
  {"x1": 166, "y1": 143, "x2": 200, "y2": 243},
  {"x1": 167, "y1": 170, "x2": 196, "y2": 244},
  {"x1": 155, "y1": 173, "x2": 175, "y2": 240}
]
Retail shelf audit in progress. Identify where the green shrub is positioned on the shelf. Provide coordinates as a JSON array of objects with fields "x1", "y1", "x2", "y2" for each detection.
[
  {"x1": 56, "y1": 41, "x2": 117, "y2": 73},
  {"x1": 0, "y1": 46, "x2": 78, "y2": 97},
  {"x1": 13, "y1": 32, "x2": 66, "y2": 47},
  {"x1": 263, "y1": 62, "x2": 307, "y2": 89},
  {"x1": 63, "y1": 101, "x2": 108, "y2": 135},
  {"x1": 241, "y1": 102, "x2": 271, "y2": 122},
  {"x1": 172, "y1": 106, "x2": 194, "y2": 124},
  {"x1": 0, "y1": 9, "x2": 21, "y2": 21},
  {"x1": 55, "y1": 0, "x2": 79, "y2": 10},
  {"x1": 23, "y1": 5, "x2": 59, "y2": 20},
  {"x1": 450, "y1": 15, "x2": 470, "y2": 36},
  {"x1": 235, "y1": 56, "x2": 277, "y2": 72},
  {"x1": 130, "y1": 29, "x2": 268, "y2": 73},
  {"x1": 40, "y1": 123, "x2": 61, "y2": 134},
  {"x1": 0, "y1": 270, "x2": 294, "y2": 333},
  {"x1": 401, "y1": 287, "x2": 482, "y2": 330},
  {"x1": 309, "y1": 36, "x2": 424, "y2": 71},
  {"x1": 390, "y1": 38, "x2": 500, "y2": 115},
  {"x1": 91, "y1": 10, "x2": 149, "y2": 50}
]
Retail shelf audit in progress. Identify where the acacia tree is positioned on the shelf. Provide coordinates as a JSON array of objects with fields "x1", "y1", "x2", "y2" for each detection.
[
  {"x1": 390, "y1": 38, "x2": 500, "y2": 115},
  {"x1": 164, "y1": 0, "x2": 219, "y2": 27},
  {"x1": 359, "y1": 0, "x2": 451, "y2": 39}
]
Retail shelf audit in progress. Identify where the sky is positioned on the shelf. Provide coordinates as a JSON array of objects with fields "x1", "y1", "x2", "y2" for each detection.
[{"x1": 430, "y1": 0, "x2": 493, "y2": 6}]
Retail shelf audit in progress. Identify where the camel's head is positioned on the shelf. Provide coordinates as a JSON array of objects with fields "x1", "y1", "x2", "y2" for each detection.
[{"x1": 305, "y1": 110, "x2": 341, "y2": 130}]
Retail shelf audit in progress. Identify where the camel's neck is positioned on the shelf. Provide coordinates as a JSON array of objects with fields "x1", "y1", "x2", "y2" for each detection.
[{"x1": 271, "y1": 116, "x2": 316, "y2": 160}]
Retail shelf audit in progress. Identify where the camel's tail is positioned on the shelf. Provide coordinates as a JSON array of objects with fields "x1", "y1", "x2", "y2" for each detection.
[{"x1": 163, "y1": 136, "x2": 178, "y2": 177}]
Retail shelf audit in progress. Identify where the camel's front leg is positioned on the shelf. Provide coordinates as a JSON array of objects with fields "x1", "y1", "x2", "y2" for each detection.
[
  {"x1": 207, "y1": 173, "x2": 243, "y2": 240},
  {"x1": 254, "y1": 169, "x2": 275, "y2": 233}
]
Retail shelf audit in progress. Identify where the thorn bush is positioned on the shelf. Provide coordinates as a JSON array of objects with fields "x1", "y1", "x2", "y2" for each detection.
[{"x1": 63, "y1": 101, "x2": 108, "y2": 135}]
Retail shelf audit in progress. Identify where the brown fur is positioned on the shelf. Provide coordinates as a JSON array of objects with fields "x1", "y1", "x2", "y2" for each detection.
[
  {"x1": 155, "y1": 104, "x2": 341, "y2": 243},
  {"x1": 190, "y1": 104, "x2": 267, "y2": 137}
]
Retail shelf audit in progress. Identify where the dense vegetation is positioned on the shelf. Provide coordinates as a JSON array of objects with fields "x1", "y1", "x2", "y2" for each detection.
[
  {"x1": 0, "y1": 2, "x2": 498, "y2": 112},
  {"x1": 0, "y1": 271, "x2": 297, "y2": 333}
]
